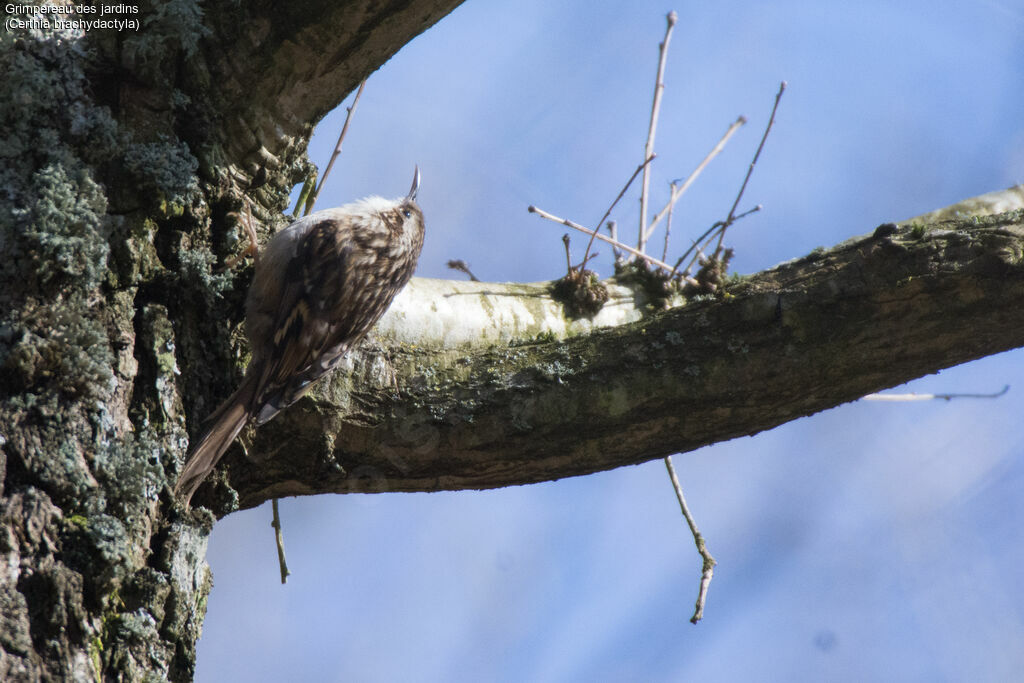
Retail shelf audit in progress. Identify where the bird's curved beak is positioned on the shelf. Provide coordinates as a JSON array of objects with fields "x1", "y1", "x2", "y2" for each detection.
[{"x1": 407, "y1": 165, "x2": 421, "y2": 201}]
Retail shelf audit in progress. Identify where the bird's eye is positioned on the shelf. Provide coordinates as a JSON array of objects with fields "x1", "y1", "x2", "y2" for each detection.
[{"x1": 402, "y1": 209, "x2": 412, "y2": 218}]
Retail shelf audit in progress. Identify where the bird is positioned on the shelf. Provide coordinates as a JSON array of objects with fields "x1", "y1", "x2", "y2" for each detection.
[{"x1": 174, "y1": 167, "x2": 425, "y2": 506}]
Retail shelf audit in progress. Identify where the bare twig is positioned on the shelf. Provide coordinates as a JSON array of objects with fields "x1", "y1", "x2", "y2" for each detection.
[
  {"x1": 664, "y1": 455, "x2": 715, "y2": 624},
  {"x1": 714, "y1": 81, "x2": 786, "y2": 255},
  {"x1": 662, "y1": 180, "x2": 677, "y2": 263},
  {"x1": 638, "y1": 11, "x2": 678, "y2": 255},
  {"x1": 271, "y1": 498, "x2": 290, "y2": 584},
  {"x1": 669, "y1": 205, "x2": 761, "y2": 278},
  {"x1": 671, "y1": 222, "x2": 723, "y2": 277},
  {"x1": 645, "y1": 116, "x2": 747, "y2": 242},
  {"x1": 446, "y1": 259, "x2": 480, "y2": 282},
  {"x1": 306, "y1": 78, "x2": 368, "y2": 215},
  {"x1": 291, "y1": 172, "x2": 317, "y2": 218},
  {"x1": 562, "y1": 234, "x2": 573, "y2": 276},
  {"x1": 528, "y1": 205, "x2": 698, "y2": 284},
  {"x1": 580, "y1": 154, "x2": 656, "y2": 269},
  {"x1": 607, "y1": 221, "x2": 623, "y2": 262},
  {"x1": 681, "y1": 205, "x2": 762, "y2": 277},
  {"x1": 863, "y1": 385, "x2": 1010, "y2": 401}
]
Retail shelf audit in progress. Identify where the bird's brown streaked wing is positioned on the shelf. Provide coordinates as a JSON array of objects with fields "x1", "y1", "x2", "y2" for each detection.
[{"x1": 253, "y1": 220, "x2": 352, "y2": 423}]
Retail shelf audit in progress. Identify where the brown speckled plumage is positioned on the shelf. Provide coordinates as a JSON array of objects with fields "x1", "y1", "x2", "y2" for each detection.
[{"x1": 175, "y1": 171, "x2": 425, "y2": 505}]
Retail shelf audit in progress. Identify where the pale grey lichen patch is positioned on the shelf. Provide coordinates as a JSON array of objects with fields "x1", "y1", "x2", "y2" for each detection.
[
  {"x1": 123, "y1": 137, "x2": 201, "y2": 214},
  {"x1": 664, "y1": 330, "x2": 684, "y2": 346},
  {"x1": 14, "y1": 163, "x2": 110, "y2": 288},
  {"x1": 176, "y1": 241, "x2": 233, "y2": 297},
  {"x1": 103, "y1": 608, "x2": 171, "y2": 682},
  {"x1": 120, "y1": 0, "x2": 210, "y2": 77}
]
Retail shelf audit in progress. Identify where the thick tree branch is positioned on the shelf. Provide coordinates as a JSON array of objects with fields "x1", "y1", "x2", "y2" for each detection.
[
  {"x1": 197, "y1": 0, "x2": 465, "y2": 191},
  {"x1": 193, "y1": 189, "x2": 1024, "y2": 513}
]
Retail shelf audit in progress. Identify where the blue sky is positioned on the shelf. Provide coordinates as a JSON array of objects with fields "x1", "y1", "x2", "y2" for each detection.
[{"x1": 198, "y1": 2, "x2": 1024, "y2": 681}]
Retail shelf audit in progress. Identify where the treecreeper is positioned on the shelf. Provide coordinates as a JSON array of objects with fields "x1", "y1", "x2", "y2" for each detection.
[{"x1": 175, "y1": 168, "x2": 426, "y2": 506}]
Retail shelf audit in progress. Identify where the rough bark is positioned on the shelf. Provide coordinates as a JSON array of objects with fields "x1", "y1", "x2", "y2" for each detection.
[
  {"x1": 0, "y1": 0, "x2": 463, "y2": 680},
  {"x1": 2, "y1": 1, "x2": 1022, "y2": 681},
  {"x1": 209, "y1": 195, "x2": 1024, "y2": 512}
]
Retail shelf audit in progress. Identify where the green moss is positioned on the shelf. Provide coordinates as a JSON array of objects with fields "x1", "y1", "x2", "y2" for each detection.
[
  {"x1": 509, "y1": 330, "x2": 557, "y2": 347},
  {"x1": 533, "y1": 330, "x2": 557, "y2": 344},
  {"x1": 89, "y1": 634, "x2": 104, "y2": 682},
  {"x1": 67, "y1": 514, "x2": 90, "y2": 528}
]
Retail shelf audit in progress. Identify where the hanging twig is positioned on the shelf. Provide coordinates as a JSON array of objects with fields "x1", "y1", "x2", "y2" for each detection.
[
  {"x1": 664, "y1": 455, "x2": 715, "y2": 624},
  {"x1": 305, "y1": 78, "x2": 368, "y2": 215},
  {"x1": 645, "y1": 115, "x2": 747, "y2": 243},
  {"x1": 271, "y1": 81, "x2": 370, "y2": 570},
  {"x1": 271, "y1": 498, "x2": 291, "y2": 584},
  {"x1": 637, "y1": 11, "x2": 678, "y2": 255}
]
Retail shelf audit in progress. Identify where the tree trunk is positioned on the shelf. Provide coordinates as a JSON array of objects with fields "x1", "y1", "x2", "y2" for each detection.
[
  {"x1": 0, "y1": 1, "x2": 463, "y2": 679},
  {"x1": 1, "y1": 2, "x2": 1022, "y2": 680}
]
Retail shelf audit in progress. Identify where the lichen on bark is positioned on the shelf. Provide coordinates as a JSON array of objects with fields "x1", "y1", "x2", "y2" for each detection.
[
  {"x1": 1, "y1": 0, "x2": 469, "y2": 678},
  {"x1": 0, "y1": 14, "x2": 215, "y2": 679}
]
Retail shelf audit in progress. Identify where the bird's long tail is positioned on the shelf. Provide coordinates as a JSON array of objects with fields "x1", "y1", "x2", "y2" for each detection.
[{"x1": 174, "y1": 376, "x2": 258, "y2": 506}]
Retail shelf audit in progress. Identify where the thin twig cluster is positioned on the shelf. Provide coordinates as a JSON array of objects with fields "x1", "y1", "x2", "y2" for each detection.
[
  {"x1": 529, "y1": 14, "x2": 785, "y2": 301},
  {"x1": 527, "y1": 10, "x2": 788, "y2": 624}
]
